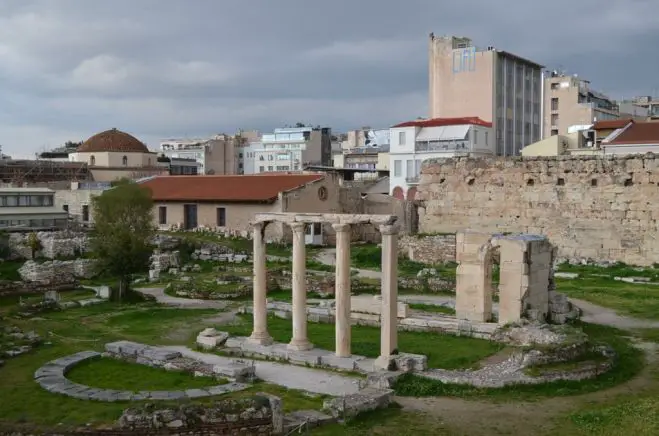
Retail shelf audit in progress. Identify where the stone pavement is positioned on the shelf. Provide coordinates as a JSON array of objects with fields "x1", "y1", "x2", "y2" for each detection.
[
  {"x1": 163, "y1": 345, "x2": 363, "y2": 397},
  {"x1": 34, "y1": 351, "x2": 248, "y2": 402},
  {"x1": 137, "y1": 287, "x2": 227, "y2": 309}
]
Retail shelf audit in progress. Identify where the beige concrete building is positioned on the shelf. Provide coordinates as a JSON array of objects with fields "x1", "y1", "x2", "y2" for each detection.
[
  {"x1": 0, "y1": 187, "x2": 68, "y2": 232},
  {"x1": 543, "y1": 72, "x2": 619, "y2": 138},
  {"x1": 159, "y1": 134, "x2": 239, "y2": 175},
  {"x1": 139, "y1": 173, "x2": 341, "y2": 243},
  {"x1": 428, "y1": 34, "x2": 544, "y2": 156}
]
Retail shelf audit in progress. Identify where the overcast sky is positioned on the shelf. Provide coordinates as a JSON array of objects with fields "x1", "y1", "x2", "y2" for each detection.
[{"x1": 1, "y1": 0, "x2": 658, "y2": 157}]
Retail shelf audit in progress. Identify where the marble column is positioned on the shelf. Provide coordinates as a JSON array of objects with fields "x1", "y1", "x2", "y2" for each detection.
[
  {"x1": 248, "y1": 222, "x2": 273, "y2": 345},
  {"x1": 288, "y1": 222, "x2": 313, "y2": 351},
  {"x1": 375, "y1": 224, "x2": 399, "y2": 370},
  {"x1": 332, "y1": 223, "x2": 352, "y2": 357}
]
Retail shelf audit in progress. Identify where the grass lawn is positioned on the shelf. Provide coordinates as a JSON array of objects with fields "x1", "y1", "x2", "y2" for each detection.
[
  {"x1": 409, "y1": 303, "x2": 456, "y2": 315},
  {"x1": 392, "y1": 323, "x2": 643, "y2": 401},
  {"x1": 0, "y1": 260, "x2": 23, "y2": 281},
  {"x1": 66, "y1": 357, "x2": 225, "y2": 391},
  {"x1": 219, "y1": 314, "x2": 503, "y2": 369},
  {"x1": 350, "y1": 244, "x2": 457, "y2": 278},
  {"x1": 0, "y1": 302, "x2": 326, "y2": 427},
  {"x1": 556, "y1": 277, "x2": 659, "y2": 321}
]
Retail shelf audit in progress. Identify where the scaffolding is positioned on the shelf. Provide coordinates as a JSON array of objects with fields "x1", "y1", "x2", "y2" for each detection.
[{"x1": 0, "y1": 159, "x2": 91, "y2": 184}]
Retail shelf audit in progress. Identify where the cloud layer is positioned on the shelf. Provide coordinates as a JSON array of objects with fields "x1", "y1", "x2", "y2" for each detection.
[{"x1": 1, "y1": 0, "x2": 657, "y2": 156}]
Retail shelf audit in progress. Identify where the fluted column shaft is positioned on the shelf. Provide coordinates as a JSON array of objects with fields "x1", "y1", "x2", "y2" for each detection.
[
  {"x1": 332, "y1": 223, "x2": 352, "y2": 357},
  {"x1": 288, "y1": 222, "x2": 313, "y2": 351},
  {"x1": 248, "y1": 222, "x2": 272, "y2": 345},
  {"x1": 377, "y1": 224, "x2": 399, "y2": 363}
]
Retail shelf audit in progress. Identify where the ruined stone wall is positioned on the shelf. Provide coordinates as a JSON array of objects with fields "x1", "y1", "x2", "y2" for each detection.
[
  {"x1": 18, "y1": 259, "x2": 97, "y2": 283},
  {"x1": 418, "y1": 155, "x2": 659, "y2": 266},
  {"x1": 9, "y1": 231, "x2": 89, "y2": 259},
  {"x1": 399, "y1": 234, "x2": 456, "y2": 264}
]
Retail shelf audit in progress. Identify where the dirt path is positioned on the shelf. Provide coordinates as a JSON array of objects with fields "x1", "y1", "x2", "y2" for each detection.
[
  {"x1": 397, "y1": 342, "x2": 659, "y2": 436},
  {"x1": 137, "y1": 287, "x2": 228, "y2": 309},
  {"x1": 570, "y1": 297, "x2": 659, "y2": 330}
]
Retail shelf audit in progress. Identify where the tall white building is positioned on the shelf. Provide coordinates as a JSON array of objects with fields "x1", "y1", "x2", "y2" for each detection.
[
  {"x1": 250, "y1": 126, "x2": 332, "y2": 174},
  {"x1": 389, "y1": 117, "x2": 494, "y2": 200}
]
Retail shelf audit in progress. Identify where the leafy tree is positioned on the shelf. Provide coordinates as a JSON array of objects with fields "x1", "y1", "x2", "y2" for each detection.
[
  {"x1": 26, "y1": 232, "x2": 42, "y2": 259},
  {"x1": 90, "y1": 179, "x2": 155, "y2": 301}
]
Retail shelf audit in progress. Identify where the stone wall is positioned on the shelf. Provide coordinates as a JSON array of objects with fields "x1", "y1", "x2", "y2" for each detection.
[
  {"x1": 9, "y1": 231, "x2": 89, "y2": 259},
  {"x1": 398, "y1": 234, "x2": 456, "y2": 264},
  {"x1": 18, "y1": 259, "x2": 97, "y2": 283},
  {"x1": 418, "y1": 155, "x2": 659, "y2": 266}
]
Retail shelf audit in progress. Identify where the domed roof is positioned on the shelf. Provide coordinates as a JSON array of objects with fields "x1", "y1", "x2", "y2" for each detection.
[{"x1": 78, "y1": 128, "x2": 149, "y2": 153}]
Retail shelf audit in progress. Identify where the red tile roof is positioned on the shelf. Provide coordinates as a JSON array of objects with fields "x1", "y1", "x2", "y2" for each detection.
[
  {"x1": 606, "y1": 121, "x2": 659, "y2": 145},
  {"x1": 591, "y1": 119, "x2": 634, "y2": 130},
  {"x1": 392, "y1": 117, "x2": 492, "y2": 128},
  {"x1": 140, "y1": 174, "x2": 324, "y2": 202}
]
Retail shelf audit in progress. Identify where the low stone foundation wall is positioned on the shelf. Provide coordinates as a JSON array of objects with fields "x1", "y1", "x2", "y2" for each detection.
[
  {"x1": 0, "y1": 280, "x2": 78, "y2": 298},
  {"x1": 9, "y1": 231, "x2": 89, "y2": 259},
  {"x1": 398, "y1": 234, "x2": 456, "y2": 264},
  {"x1": 18, "y1": 259, "x2": 97, "y2": 283}
]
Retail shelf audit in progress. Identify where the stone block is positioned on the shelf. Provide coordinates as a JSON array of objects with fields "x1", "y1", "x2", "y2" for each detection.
[
  {"x1": 211, "y1": 361, "x2": 255, "y2": 381},
  {"x1": 322, "y1": 388, "x2": 393, "y2": 419},
  {"x1": 394, "y1": 353, "x2": 428, "y2": 372},
  {"x1": 351, "y1": 296, "x2": 408, "y2": 318}
]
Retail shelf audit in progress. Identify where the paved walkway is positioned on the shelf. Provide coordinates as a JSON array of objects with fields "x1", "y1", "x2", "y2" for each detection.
[
  {"x1": 163, "y1": 345, "x2": 362, "y2": 397},
  {"x1": 137, "y1": 288, "x2": 227, "y2": 309},
  {"x1": 569, "y1": 297, "x2": 659, "y2": 330}
]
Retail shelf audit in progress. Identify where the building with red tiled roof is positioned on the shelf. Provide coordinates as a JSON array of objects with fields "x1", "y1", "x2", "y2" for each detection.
[
  {"x1": 602, "y1": 121, "x2": 659, "y2": 155},
  {"x1": 139, "y1": 173, "x2": 339, "y2": 241},
  {"x1": 388, "y1": 116, "x2": 494, "y2": 200}
]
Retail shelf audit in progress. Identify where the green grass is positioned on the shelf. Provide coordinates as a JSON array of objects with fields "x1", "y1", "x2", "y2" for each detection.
[
  {"x1": 556, "y1": 277, "x2": 659, "y2": 320},
  {"x1": 219, "y1": 314, "x2": 503, "y2": 369},
  {"x1": 66, "y1": 357, "x2": 225, "y2": 391},
  {"x1": 350, "y1": 244, "x2": 457, "y2": 278},
  {"x1": 0, "y1": 260, "x2": 23, "y2": 281},
  {"x1": 392, "y1": 323, "x2": 643, "y2": 400},
  {"x1": 408, "y1": 303, "x2": 456, "y2": 315},
  {"x1": 312, "y1": 404, "x2": 449, "y2": 435},
  {"x1": 162, "y1": 231, "x2": 293, "y2": 257}
]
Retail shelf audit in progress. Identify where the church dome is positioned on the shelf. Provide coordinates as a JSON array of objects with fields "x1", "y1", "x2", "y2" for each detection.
[{"x1": 78, "y1": 128, "x2": 149, "y2": 153}]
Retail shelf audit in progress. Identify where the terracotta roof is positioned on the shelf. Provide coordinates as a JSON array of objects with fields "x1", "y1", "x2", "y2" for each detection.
[
  {"x1": 78, "y1": 128, "x2": 150, "y2": 153},
  {"x1": 606, "y1": 122, "x2": 659, "y2": 145},
  {"x1": 392, "y1": 117, "x2": 492, "y2": 128},
  {"x1": 140, "y1": 174, "x2": 324, "y2": 202},
  {"x1": 592, "y1": 119, "x2": 633, "y2": 130}
]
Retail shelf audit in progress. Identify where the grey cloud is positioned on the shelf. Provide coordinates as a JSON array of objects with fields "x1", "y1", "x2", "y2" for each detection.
[{"x1": 1, "y1": 0, "x2": 659, "y2": 156}]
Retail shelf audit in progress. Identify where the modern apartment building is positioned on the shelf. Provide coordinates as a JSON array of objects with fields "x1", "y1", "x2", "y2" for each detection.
[
  {"x1": 0, "y1": 187, "x2": 68, "y2": 231},
  {"x1": 429, "y1": 34, "x2": 544, "y2": 156},
  {"x1": 159, "y1": 134, "x2": 237, "y2": 175},
  {"x1": 625, "y1": 96, "x2": 659, "y2": 121},
  {"x1": 389, "y1": 117, "x2": 494, "y2": 200},
  {"x1": 543, "y1": 72, "x2": 619, "y2": 137},
  {"x1": 250, "y1": 126, "x2": 332, "y2": 174}
]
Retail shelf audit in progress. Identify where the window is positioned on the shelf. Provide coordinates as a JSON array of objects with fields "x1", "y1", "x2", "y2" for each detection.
[
  {"x1": 473, "y1": 130, "x2": 478, "y2": 145},
  {"x1": 63, "y1": 204, "x2": 69, "y2": 213},
  {"x1": 82, "y1": 205, "x2": 89, "y2": 222},
  {"x1": 267, "y1": 166, "x2": 273, "y2": 171},
  {"x1": 484, "y1": 131, "x2": 489, "y2": 146},
  {"x1": 259, "y1": 155, "x2": 264, "y2": 161},
  {"x1": 90, "y1": 155, "x2": 96, "y2": 166},
  {"x1": 259, "y1": 166, "x2": 265, "y2": 172},
  {"x1": 406, "y1": 160, "x2": 414, "y2": 177},
  {"x1": 393, "y1": 160, "x2": 402, "y2": 177},
  {"x1": 414, "y1": 159, "x2": 422, "y2": 177},
  {"x1": 551, "y1": 82, "x2": 559, "y2": 90},
  {"x1": 217, "y1": 207, "x2": 226, "y2": 227},
  {"x1": 398, "y1": 131, "x2": 406, "y2": 145},
  {"x1": 122, "y1": 155, "x2": 128, "y2": 166},
  {"x1": 551, "y1": 97, "x2": 559, "y2": 111},
  {"x1": 239, "y1": 153, "x2": 243, "y2": 158},
  {"x1": 551, "y1": 129, "x2": 559, "y2": 136},
  {"x1": 158, "y1": 206, "x2": 167, "y2": 225},
  {"x1": 550, "y1": 113, "x2": 559, "y2": 126}
]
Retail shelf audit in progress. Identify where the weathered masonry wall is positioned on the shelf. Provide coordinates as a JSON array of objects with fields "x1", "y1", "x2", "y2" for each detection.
[{"x1": 417, "y1": 155, "x2": 659, "y2": 266}]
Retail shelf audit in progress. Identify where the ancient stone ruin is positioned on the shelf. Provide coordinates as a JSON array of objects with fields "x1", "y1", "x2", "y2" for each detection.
[{"x1": 455, "y1": 231, "x2": 577, "y2": 325}]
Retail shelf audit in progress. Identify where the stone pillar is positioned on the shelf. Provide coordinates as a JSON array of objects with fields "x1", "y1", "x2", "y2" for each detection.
[
  {"x1": 248, "y1": 222, "x2": 273, "y2": 345},
  {"x1": 375, "y1": 224, "x2": 399, "y2": 370},
  {"x1": 332, "y1": 223, "x2": 352, "y2": 357},
  {"x1": 288, "y1": 222, "x2": 313, "y2": 351}
]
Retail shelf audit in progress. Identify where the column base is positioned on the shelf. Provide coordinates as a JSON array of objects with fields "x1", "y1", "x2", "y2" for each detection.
[
  {"x1": 334, "y1": 350, "x2": 352, "y2": 358},
  {"x1": 247, "y1": 331, "x2": 273, "y2": 346},
  {"x1": 287, "y1": 339, "x2": 314, "y2": 351},
  {"x1": 374, "y1": 355, "x2": 398, "y2": 371}
]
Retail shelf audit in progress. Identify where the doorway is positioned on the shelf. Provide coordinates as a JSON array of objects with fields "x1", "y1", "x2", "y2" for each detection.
[{"x1": 183, "y1": 204, "x2": 198, "y2": 230}]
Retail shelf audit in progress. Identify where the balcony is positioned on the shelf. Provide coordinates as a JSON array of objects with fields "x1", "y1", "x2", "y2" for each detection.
[{"x1": 414, "y1": 141, "x2": 469, "y2": 153}]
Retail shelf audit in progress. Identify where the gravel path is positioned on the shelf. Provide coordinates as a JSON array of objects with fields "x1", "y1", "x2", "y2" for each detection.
[
  {"x1": 137, "y1": 288, "x2": 227, "y2": 310},
  {"x1": 569, "y1": 297, "x2": 659, "y2": 330},
  {"x1": 162, "y1": 345, "x2": 362, "y2": 396}
]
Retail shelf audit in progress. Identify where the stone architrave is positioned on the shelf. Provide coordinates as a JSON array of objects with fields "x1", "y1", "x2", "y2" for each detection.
[
  {"x1": 332, "y1": 223, "x2": 351, "y2": 357},
  {"x1": 248, "y1": 222, "x2": 273, "y2": 345},
  {"x1": 374, "y1": 224, "x2": 399, "y2": 370},
  {"x1": 287, "y1": 222, "x2": 313, "y2": 351}
]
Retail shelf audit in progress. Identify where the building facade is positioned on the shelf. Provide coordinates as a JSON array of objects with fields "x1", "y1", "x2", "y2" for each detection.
[
  {"x1": 623, "y1": 96, "x2": 659, "y2": 121},
  {"x1": 250, "y1": 126, "x2": 332, "y2": 174},
  {"x1": 429, "y1": 34, "x2": 543, "y2": 156},
  {"x1": 389, "y1": 117, "x2": 494, "y2": 200},
  {"x1": 0, "y1": 187, "x2": 69, "y2": 231},
  {"x1": 543, "y1": 72, "x2": 619, "y2": 137},
  {"x1": 159, "y1": 134, "x2": 238, "y2": 175}
]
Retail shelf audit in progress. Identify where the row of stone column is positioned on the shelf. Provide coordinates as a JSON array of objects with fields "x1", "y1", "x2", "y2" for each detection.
[{"x1": 248, "y1": 221, "x2": 399, "y2": 364}]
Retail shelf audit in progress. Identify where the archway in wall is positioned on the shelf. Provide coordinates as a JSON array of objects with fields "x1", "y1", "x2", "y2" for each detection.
[
  {"x1": 392, "y1": 186, "x2": 404, "y2": 200},
  {"x1": 406, "y1": 187, "x2": 417, "y2": 200},
  {"x1": 481, "y1": 243, "x2": 500, "y2": 322}
]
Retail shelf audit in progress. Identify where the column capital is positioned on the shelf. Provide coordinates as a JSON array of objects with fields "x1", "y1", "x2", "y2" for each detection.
[
  {"x1": 331, "y1": 223, "x2": 351, "y2": 233},
  {"x1": 290, "y1": 222, "x2": 306, "y2": 232},
  {"x1": 379, "y1": 224, "x2": 399, "y2": 235},
  {"x1": 252, "y1": 221, "x2": 266, "y2": 231}
]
